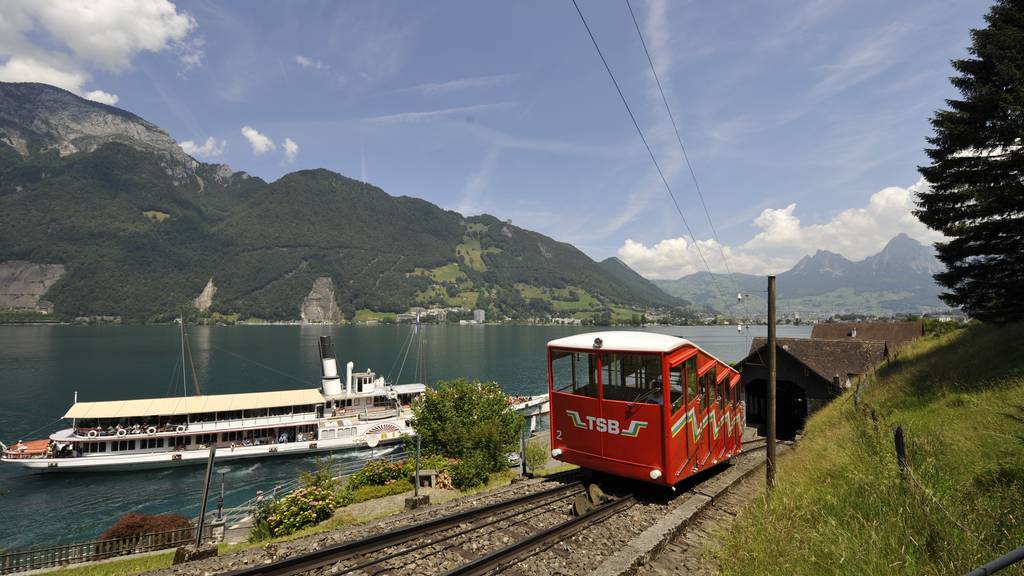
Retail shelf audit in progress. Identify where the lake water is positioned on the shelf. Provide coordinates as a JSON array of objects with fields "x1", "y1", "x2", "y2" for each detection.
[{"x1": 0, "y1": 324, "x2": 809, "y2": 548}]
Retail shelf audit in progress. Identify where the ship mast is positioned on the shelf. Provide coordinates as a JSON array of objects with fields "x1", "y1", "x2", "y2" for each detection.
[
  {"x1": 180, "y1": 318, "x2": 187, "y2": 397},
  {"x1": 179, "y1": 317, "x2": 202, "y2": 396}
]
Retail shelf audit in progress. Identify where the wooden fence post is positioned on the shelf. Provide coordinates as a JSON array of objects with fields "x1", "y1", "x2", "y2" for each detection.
[{"x1": 894, "y1": 425, "x2": 907, "y2": 479}]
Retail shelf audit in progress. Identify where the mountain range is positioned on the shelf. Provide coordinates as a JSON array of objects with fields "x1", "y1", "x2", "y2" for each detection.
[
  {"x1": 654, "y1": 233, "x2": 948, "y2": 317},
  {"x1": 0, "y1": 82, "x2": 684, "y2": 323}
]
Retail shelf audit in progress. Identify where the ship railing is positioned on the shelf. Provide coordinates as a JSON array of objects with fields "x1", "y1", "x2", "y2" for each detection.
[
  {"x1": 0, "y1": 523, "x2": 212, "y2": 574},
  {"x1": 0, "y1": 451, "x2": 47, "y2": 460},
  {"x1": 72, "y1": 413, "x2": 318, "y2": 438},
  {"x1": 186, "y1": 413, "x2": 317, "y2": 433}
]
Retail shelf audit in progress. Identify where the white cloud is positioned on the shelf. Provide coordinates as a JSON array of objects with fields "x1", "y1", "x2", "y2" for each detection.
[
  {"x1": 295, "y1": 55, "x2": 326, "y2": 70},
  {"x1": 179, "y1": 136, "x2": 226, "y2": 158},
  {"x1": 364, "y1": 102, "x2": 515, "y2": 125},
  {"x1": 0, "y1": 0, "x2": 200, "y2": 105},
  {"x1": 282, "y1": 137, "x2": 299, "y2": 162},
  {"x1": 457, "y1": 146, "x2": 500, "y2": 216},
  {"x1": 241, "y1": 126, "x2": 275, "y2": 155},
  {"x1": 82, "y1": 90, "x2": 119, "y2": 105},
  {"x1": 0, "y1": 56, "x2": 88, "y2": 92},
  {"x1": 617, "y1": 179, "x2": 945, "y2": 278},
  {"x1": 393, "y1": 74, "x2": 517, "y2": 96},
  {"x1": 812, "y1": 22, "x2": 907, "y2": 99}
]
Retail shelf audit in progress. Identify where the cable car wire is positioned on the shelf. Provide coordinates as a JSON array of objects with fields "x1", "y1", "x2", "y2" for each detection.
[
  {"x1": 622, "y1": 0, "x2": 759, "y2": 340},
  {"x1": 569, "y1": 0, "x2": 727, "y2": 305}
]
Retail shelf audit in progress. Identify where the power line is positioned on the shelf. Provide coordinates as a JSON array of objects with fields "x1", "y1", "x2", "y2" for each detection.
[
  {"x1": 621, "y1": 0, "x2": 760, "y2": 337},
  {"x1": 569, "y1": 0, "x2": 728, "y2": 305}
]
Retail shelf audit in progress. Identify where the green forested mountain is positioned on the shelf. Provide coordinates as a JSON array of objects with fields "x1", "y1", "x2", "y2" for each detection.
[{"x1": 0, "y1": 82, "x2": 684, "y2": 322}]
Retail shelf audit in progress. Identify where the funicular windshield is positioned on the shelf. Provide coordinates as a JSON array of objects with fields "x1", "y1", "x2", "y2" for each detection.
[
  {"x1": 600, "y1": 353, "x2": 663, "y2": 404},
  {"x1": 551, "y1": 350, "x2": 599, "y2": 398}
]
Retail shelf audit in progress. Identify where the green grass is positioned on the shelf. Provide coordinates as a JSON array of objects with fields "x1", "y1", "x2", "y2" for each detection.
[
  {"x1": 551, "y1": 289, "x2": 600, "y2": 312},
  {"x1": 46, "y1": 551, "x2": 174, "y2": 576},
  {"x1": 409, "y1": 263, "x2": 465, "y2": 283},
  {"x1": 353, "y1": 309, "x2": 397, "y2": 322},
  {"x1": 456, "y1": 238, "x2": 487, "y2": 272},
  {"x1": 0, "y1": 310, "x2": 61, "y2": 323},
  {"x1": 713, "y1": 323, "x2": 1024, "y2": 575},
  {"x1": 513, "y1": 284, "x2": 601, "y2": 312}
]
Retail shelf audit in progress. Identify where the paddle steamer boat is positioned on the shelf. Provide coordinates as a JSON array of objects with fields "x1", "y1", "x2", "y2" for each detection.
[{"x1": 0, "y1": 336, "x2": 424, "y2": 471}]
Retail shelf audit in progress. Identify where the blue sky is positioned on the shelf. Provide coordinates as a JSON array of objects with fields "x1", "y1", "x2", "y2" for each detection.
[{"x1": 0, "y1": 0, "x2": 989, "y2": 278}]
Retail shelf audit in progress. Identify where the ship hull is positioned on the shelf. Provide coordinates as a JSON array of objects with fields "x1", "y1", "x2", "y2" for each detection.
[{"x1": 1, "y1": 435, "x2": 405, "y2": 473}]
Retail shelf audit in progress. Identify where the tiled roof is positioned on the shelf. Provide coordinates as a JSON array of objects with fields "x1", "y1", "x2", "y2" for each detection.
[
  {"x1": 810, "y1": 321, "x2": 924, "y2": 350},
  {"x1": 746, "y1": 337, "x2": 887, "y2": 383}
]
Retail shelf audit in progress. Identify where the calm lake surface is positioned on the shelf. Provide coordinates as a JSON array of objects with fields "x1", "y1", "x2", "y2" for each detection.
[{"x1": 0, "y1": 324, "x2": 810, "y2": 548}]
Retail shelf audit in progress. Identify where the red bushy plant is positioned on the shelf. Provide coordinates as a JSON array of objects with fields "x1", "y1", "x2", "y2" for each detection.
[{"x1": 100, "y1": 513, "x2": 192, "y2": 540}]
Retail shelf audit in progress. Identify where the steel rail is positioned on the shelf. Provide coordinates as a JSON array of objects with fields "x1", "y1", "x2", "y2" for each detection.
[
  {"x1": 218, "y1": 482, "x2": 582, "y2": 576},
  {"x1": 335, "y1": 487, "x2": 580, "y2": 575},
  {"x1": 441, "y1": 495, "x2": 635, "y2": 576}
]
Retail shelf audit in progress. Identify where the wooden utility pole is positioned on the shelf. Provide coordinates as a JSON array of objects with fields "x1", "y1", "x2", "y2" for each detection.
[{"x1": 767, "y1": 275, "x2": 777, "y2": 489}]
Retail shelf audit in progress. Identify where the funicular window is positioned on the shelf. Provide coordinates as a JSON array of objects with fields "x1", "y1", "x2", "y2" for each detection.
[
  {"x1": 699, "y1": 368, "x2": 717, "y2": 412},
  {"x1": 551, "y1": 350, "x2": 599, "y2": 398},
  {"x1": 669, "y1": 364, "x2": 685, "y2": 413},
  {"x1": 718, "y1": 372, "x2": 727, "y2": 408},
  {"x1": 601, "y1": 353, "x2": 663, "y2": 404},
  {"x1": 686, "y1": 358, "x2": 698, "y2": 408}
]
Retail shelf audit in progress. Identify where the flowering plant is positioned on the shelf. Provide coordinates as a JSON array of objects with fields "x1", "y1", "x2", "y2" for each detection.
[{"x1": 265, "y1": 485, "x2": 339, "y2": 537}]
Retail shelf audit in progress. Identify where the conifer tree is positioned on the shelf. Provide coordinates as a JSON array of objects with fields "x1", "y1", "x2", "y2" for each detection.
[{"x1": 916, "y1": 0, "x2": 1024, "y2": 323}]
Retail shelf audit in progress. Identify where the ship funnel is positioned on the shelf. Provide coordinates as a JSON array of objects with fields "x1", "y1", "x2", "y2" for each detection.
[
  {"x1": 346, "y1": 361, "x2": 354, "y2": 396},
  {"x1": 319, "y1": 336, "x2": 342, "y2": 397}
]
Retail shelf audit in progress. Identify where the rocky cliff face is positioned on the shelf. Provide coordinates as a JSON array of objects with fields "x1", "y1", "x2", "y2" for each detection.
[
  {"x1": 300, "y1": 277, "x2": 343, "y2": 324},
  {"x1": 0, "y1": 82, "x2": 197, "y2": 181},
  {"x1": 0, "y1": 261, "x2": 65, "y2": 310},
  {"x1": 193, "y1": 278, "x2": 217, "y2": 311}
]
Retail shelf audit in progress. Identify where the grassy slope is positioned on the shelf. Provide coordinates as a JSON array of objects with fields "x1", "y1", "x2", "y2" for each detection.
[{"x1": 715, "y1": 322, "x2": 1024, "y2": 575}]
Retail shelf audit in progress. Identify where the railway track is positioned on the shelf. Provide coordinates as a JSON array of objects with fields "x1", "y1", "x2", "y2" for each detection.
[
  {"x1": 220, "y1": 480, "x2": 613, "y2": 576},
  {"x1": 218, "y1": 440, "x2": 774, "y2": 576}
]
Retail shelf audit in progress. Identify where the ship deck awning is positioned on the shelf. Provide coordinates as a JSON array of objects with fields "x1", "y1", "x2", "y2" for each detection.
[{"x1": 63, "y1": 389, "x2": 326, "y2": 419}]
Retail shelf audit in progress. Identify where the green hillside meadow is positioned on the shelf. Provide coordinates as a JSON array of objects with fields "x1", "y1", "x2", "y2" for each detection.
[
  {"x1": 714, "y1": 322, "x2": 1024, "y2": 575},
  {"x1": 0, "y1": 141, "x2": 684, "y2": 322}
]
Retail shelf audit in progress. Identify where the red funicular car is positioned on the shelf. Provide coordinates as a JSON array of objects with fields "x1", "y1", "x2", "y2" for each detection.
[{"x1": 547, "y1": 331, "x2": 743, "y2": 486}]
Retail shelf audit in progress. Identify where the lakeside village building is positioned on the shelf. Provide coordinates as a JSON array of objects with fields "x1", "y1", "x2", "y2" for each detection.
[{"x1": 739, "y1": 321, "x2": 923, "y2": 439}]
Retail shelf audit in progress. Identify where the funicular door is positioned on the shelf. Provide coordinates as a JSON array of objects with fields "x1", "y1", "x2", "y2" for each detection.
[
  {"x1": 666, "y1": 349, "x2": 698, "y2": 482},
  {"x1": 698, "y1": 362, "x2": 716, "y2": 465},
  {"x1": 598, "y1": 352, "x2": 663, "y2": 477},
  {"x1": 549, "y1": 349, "x2": 603, "y2": 458},
  {"x1": 730, "y1": 373, "x2": 743, "y2": 451},
  {"x1": 715, "y1": 369, "x2": 729, "y2": 460}
]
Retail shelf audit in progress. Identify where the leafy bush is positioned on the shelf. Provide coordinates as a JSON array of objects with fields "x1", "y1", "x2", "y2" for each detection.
[
  {"x1": 249, "y1": 496, "x2": 276, "y2": 542},
  {"x1": 264, "y1": 485, "x2": 339, "y2": 538},
  {"x1": 450, "y1": 454, "x2": 490, "y2": 490},
  {"x1": 347, "y1": 459, "x2": 405, "y2": 490},
  {"x1": 525, "y1": 440, "x2": 549, "y2": 472},
  {"x1": 300, "y1": 457, "x2": 339, "y2": 490},
  {"x1": 399, "y1": 454, "x2": 453, "y2": 478},
  {"x1": 410, "y1": 379, "x2": 523, "y2": 473},
  {"x1": 250, "y1": 458, "x2": 341, "y2": 541},
  {"x1": 349, "y1": 479, "x2": 414, "y2": 503}
]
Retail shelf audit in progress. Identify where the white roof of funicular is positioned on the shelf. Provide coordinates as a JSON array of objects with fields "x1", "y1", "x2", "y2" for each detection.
[
  {"x1": 547, "y1": 331, "x2": 691, "y2": 353},
  {"x1": 63, "y1": 389, "x2": 325, "y2": 419}
]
